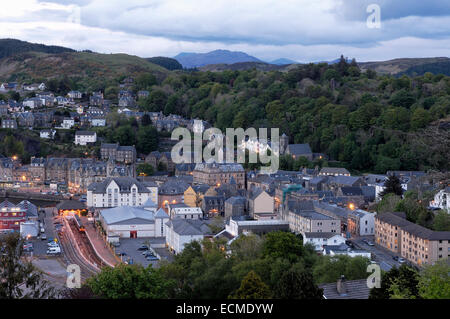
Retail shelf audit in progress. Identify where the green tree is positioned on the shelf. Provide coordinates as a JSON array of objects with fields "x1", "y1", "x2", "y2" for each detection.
[
  {"x1": 369, "y1": 265, "x2": 420, "y2": 299},
  {"x1": 86, "y1": 264, "x2": 171, "y2": 299},
  {"x1": 312, "y1": 255, "x2": 370, "y2": 284},
  {"x1": 418, "y1": 260, "x2": 450, "y2": 299},
  {"x1": 0, "y1": 233, "x2": 56, "y2": 299},
  {"x1": 229, "y1": 271, "x2": 272, "y2": 299},
  {"x1": 275, "y1": 266, "x2": 323, "y2": 299},
  {"x1": 136, "y1": 125, "x2": 159, "y2": 154},
  {"x1": 380, "y1": 175, "x2": 404, "y2": 198},
  {"x1": 136, "y1": 163, "x2": 154, "y2": 176},
  {"x1": 262, "y1": 231, "x2": 303, "y2": 263},
  {"x1": 432, "y1": 210, "x2": 450, "y2": 231}
]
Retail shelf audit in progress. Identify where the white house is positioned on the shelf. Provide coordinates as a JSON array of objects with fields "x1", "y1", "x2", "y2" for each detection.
[
  {"x1": 87, "y1": 177, "x2": 156, "y2": 208},
  {"x1": 348, "y1": 209, "x2": 376, "y2": 236},
  {"x1": 90, "y1": 117, "x2": 106, "y2": 127},
  {"x1": 165, "y1": 218, "x2": 211, "y2": 254},
  {"x1": 430, "y1": 187, "x2": 450, "y2": 213},
  {"x1": 23, "y1": 97, "x2": 42, "y2": 109},
  {"x1": 61, "y1": 118, "x2": 75, "y2": 129},
  {"x1": 99, "y1": 206, "x2": 169, "y2": 242},
  {"x1": 23, "y1": 83, "x2": 46, "y2": 91},
  {"x1": 68, "y1": 90, "x2": 82, "y2": 99},
  {"x1": 167, "y1": 203, "x2": 203, "y2": 220},
  {"x1": 303, "y1": 232, "x2": 346, "y2": 251},
  {"x1": 74, "y1": 131, "x2": 97, "y2": 145},
  {"x1": 40, "y1": 129, "x2": 56, "y2": 139}
]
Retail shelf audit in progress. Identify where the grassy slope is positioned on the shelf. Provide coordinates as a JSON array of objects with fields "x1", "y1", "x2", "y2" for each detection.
[
  {"x1": 0, "y1": 51, "x2": 168, "y2": 83},
  {"x1": 359, "y1": 57, "x2": 450, "y2": 75}
]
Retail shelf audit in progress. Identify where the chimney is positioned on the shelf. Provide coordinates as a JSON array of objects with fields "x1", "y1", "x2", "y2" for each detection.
[{"x1": 336, "y1": 275, "x2": 347, "y2": 295}]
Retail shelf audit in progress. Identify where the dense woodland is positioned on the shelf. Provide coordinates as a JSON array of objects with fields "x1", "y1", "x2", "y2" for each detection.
[{"x1": 132, "y1": 56, "x2": 450, "y2": 173}]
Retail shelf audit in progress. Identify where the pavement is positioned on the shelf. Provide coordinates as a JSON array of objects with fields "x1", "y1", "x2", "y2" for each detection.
[
  {"x1": 81, "y1": 217, "x2": 119, "y2": 267},
  {"x1": 350, "y1": 236, "x2": 402, "y2": 271}
]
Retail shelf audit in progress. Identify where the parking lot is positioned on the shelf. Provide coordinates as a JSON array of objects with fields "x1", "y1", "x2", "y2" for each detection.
[
  {"x1": 25, "y1": 207, "x2": 61, "y2": 257},
  {"x1": 114, "y1": 238, "x2": 164, "y2": 268}
]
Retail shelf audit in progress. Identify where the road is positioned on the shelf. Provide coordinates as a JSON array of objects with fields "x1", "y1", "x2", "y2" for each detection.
[{"x1": 351, "y1": 236, "x2": 402, "y2": 271}]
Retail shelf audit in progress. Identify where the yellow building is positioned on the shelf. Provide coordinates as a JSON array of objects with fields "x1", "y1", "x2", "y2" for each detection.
[{"x1": 183, "y1": 184, "x2": 211, "y2": 207}]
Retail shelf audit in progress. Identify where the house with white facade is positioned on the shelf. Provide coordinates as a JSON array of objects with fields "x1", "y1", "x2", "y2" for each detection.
[
  {"x1": 165, "y1": 218, "x2": 212, "y2": 254},
  {"x1": 61, "y1": 118, "x2": 75, "y2": 129},
  {"x1": 430, "y1": 187, "x2": 450, "y2": 213},
  {"x1": 68, "y1": 90, "x2": 82, "y2": 99},
  {"x1": 99, "y1": 206, "x2": 168, "y2": 241},
  {"x1": 167, "y1": 203, "x2": 203, "y2": 220},
  {"x1": 303, "y1": 232, "x2": 346, "y2": 251},
  {"x1": 40, "y1": 129, "x2": 56, "y2": 139},
  {"x1": 74, "y1": 131, "x2": 97, "y2": 145},
  {"x1": 87, "y1": 177, "x2": 156, "y2": 208}
]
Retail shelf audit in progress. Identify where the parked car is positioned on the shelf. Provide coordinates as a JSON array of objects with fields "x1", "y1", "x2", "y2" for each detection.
[
  {"x1": 393, "y1": 256, "x2": 399, "y2": 261},
  {"x1": 398, "y1": 257, "x2": 406, "y2": 264},
  {"x1": 367, "y1": 241, "x2": 374, "y2": 246},
  {"x1": 41, "y1": 234, "x2": 47, "y2": 240},
  {"x1": 144, "y1": 251, "x2": 155, "y2": 257},
  {"x1": 146, "y1": 255, "x2": 159, "y2": 261},
  {"x1": 137, "y1": 245, "x2": 149, "y2": 251},
  {"x1": 112, "y1": 242, "x2": 121, "y2": 247}
]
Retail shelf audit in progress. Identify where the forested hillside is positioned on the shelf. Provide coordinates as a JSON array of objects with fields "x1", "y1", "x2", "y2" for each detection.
[
  {"x1": 0, "y1": 38, "x2": 74, "y2": 59},
  {"x1": 135, "y1": 56, "x2": 450, "y2": 173}
]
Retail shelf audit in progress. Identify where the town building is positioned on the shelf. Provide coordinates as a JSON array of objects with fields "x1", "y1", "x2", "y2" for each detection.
[
  {"x1": 1, "y1": 118, "x2": 17, "y2": 129},
  {"x1": 224, "y1": 196, "x2": 247, "y2": 220},
  {"x1": 193, "y1": 161, "x2": 245, "y2": 189},
  {"x1": 87, "y1": 177, "x2": 156, "y2": 208},
  {"x1": 99, "y1": 206, "x2": 168, "y2": 241},
  {"x1": 303, "y1": 232, "x2": 346, "y2": 251},
  {"x1": 319, "y1": 167, "x2": 351, "y2": 177},
  {"x1": 319, "y1": 276, "x2": 370, "y2": 299},
  {"x1": 375, "y1": 212, "x2": 450, "y2": 266},
  {"x1": 74, "y1": 131, "x2": 97, "y2": 145},
  {"x1": 430, "y1": 187, "x2": 450, "y2": 213},
  {"x1": 167, "y1": 203, "x2": 203, "y2": 220},
  {"x1": 100, "y1": 143, "x2": 136, "y2": 164},
  {"x1": 165, "y1": 219, "x2": 212, "y2": 254}
]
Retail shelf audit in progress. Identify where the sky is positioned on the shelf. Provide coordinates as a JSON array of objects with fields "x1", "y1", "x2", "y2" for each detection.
[{"x1": 0, "y1": 0, "x2": 449, "y2": 62}]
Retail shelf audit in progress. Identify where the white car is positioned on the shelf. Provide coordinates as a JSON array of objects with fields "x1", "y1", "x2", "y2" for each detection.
[{"x1": 398, "y1": 257, "x2": 406, "y2": 264}]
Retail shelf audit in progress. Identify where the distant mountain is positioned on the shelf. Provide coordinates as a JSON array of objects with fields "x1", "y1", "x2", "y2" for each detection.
[
  {"x1": 199, "y1": 62, "x2": 288, "y2": 72},
  {"x1": 145, "y1": 56, "x2": 183, "y2": 70},
  {"x1": 270, "y1": 58, "x2": 298, "y2": 65},
  {"x1": 174, "y1": 49, "x2": 262, "y2": 68},
  {"x1": 359, "y1": 57, "x2": 450, "y2": 76},
  {"x1": 0, "y1": 38, "x2": 75, "y2": 59}
]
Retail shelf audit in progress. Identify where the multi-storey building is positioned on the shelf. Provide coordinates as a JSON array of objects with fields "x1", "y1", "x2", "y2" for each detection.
[
  {"x1": 74, "y1": 131, "x2": 97, "y2": 145},
  {"x1": 193, "y1": 161, "x2": 245, "y2": 189},
  {"x1": 375, "y1": 212, "x2": 450, "y2": 266},
  {"x1": 100, "y1": 143, "x2": 136, "y2": 164},
  {"x1": 87, "y1": 177, "x2": 156, "y2": 208},
  {"x1": 287, "y1": 200, "x2": 341, "y2": 235}
]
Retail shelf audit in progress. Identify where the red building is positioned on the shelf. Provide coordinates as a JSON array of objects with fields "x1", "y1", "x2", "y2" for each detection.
[{"x1": 0, "y1": 200, "x2": 27, "y2": 232}]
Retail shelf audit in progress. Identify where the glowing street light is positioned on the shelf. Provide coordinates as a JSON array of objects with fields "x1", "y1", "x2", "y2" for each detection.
[{"x1": 348, "y1": 203, "x2": 355, "y2": 210}]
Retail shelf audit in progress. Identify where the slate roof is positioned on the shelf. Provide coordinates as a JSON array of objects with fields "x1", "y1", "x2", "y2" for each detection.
[
  {"x1": 158, "y1": 178, "x2": 190, "y2": 195},
  {"x1": 319, "y1": 279, "x2": 370, "y2": 299},
  {"x1": 165, "y1": 218, "x2": 211, "y2": 236},
  {"x1": 286, "y1": 143, "x2": 312, "y2": 156},
  {"x1": 225, "y1": 196, "x2": 246, "y2": 205},
  {"x1": 56, "y1": 200, "x2": 86, "y2": 210},
  {"x1": 340, "y1": 186, "x2": 363, "y2": 196},
  {"x1": 331, "y1": 176, "x2": 362, "y2": 186},
  {"x1": 320, "y1": 167, "x2": 350, "y2": 175},
  {"x1": 75, "y1": 130, "x2": 96, "y2": 136},
  {"x1": 87, "y1": 177, "x2": 151, "y2": 194},
  {"x1": 100, "y1": 206, "x2": 155, "y2": 225},
  {"x1": 304, "y1": 232, "x2": 340, "y2": 239}
]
